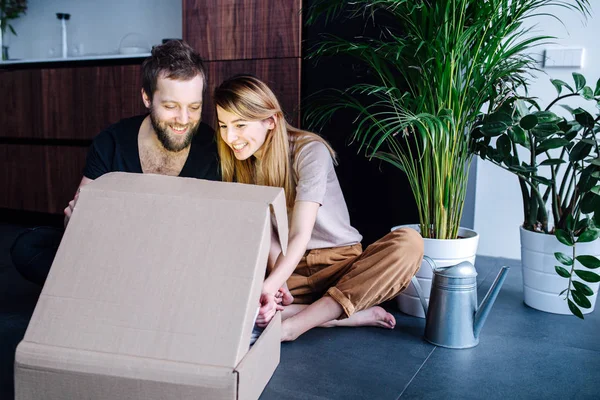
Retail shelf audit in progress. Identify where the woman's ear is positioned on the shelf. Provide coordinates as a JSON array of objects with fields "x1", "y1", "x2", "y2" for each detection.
[{"x1": 264, "y1": 114, "x2": 277, "y2": 130}]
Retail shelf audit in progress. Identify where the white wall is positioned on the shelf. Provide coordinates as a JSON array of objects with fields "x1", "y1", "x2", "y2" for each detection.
[
  {"x1": 474, "y1": 5, "x2": 600, "y2": 259},
  {"x1": 4, "y1": 0, "x2": 181, "y2": 60}
]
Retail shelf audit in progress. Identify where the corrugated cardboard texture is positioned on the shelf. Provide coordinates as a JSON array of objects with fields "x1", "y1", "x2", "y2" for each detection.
[
  {"x1": 236, "y1": 312, "x2": 281, "y2": 400},
  {"x1": 16, "y1": 172, "x2": 286, "y2": 395},
  {"x1": 16, "y1": 341, "x2": 237, "y2": 400}
]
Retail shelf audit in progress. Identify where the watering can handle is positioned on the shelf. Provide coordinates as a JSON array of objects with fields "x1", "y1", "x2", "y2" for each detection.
[
  {"x1": 422, "y1": 255, "x2": 437, "y2": 271},
  {"x1": 411, "y1": 256, "x2": 436, "y2": 315},
  {"x1": 411, "y1": 275, "x2": 428, "y2": 315}
]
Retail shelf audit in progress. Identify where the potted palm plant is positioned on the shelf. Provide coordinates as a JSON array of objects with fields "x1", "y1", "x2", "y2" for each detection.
[
  {"x1": 473, "y1": 73, "x2": 600, "y2": 318},
  {"x1": 304, "y1": 0, "x2": 591, "y2": 316}
]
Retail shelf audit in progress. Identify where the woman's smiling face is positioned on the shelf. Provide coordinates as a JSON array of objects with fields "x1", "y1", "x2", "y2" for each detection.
[{"x1": 217, "y1": 106, "x2": 275, "y2": 160}]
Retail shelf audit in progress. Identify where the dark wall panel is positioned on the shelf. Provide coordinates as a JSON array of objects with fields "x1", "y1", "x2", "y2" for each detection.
[
  {"x1": 203, "y1": 58, "x2": 300, "y2": 128},
  {"x1": 0, "y1": 144, "x2": 87, "y2": 214},
  {"x1": 184, "y1": 0, "x2": 301, "y2": 60},
  {"x1": 41, "y1": 66, "x2": 146, "y2": 140},
  {"x1": 0, "y1": 69, "x2": 43, "y2": 138}
]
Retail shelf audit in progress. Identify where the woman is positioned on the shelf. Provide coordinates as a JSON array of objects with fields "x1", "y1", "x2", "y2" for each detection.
[{"x1": 215, "y1": 75, "x2": 424, "y2": 342}]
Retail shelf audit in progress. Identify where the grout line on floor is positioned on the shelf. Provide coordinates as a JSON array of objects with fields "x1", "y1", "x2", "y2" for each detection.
[{"x1": 396, "y1": 346, "x2": 437, "y2": 399}]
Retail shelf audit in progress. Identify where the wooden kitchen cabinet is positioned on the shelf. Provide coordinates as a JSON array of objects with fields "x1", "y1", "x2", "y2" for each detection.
[
  {"x1": 41, "y1": 65, "x2": 146, "y2": 140},
  {"x1": 0, "y1": 69, "x2": 44, "y2": 138},
  {"x1": 0, "y1": 61, "x2": 146, "y2": 214},
  {"x1": 183, "y1": 0, "x2": 301, "y2": 60}
]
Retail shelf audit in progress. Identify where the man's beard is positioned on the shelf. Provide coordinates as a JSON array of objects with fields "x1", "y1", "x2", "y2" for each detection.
[{"x1": 150, "y1": 109, "x2": 199, "y2": 152}]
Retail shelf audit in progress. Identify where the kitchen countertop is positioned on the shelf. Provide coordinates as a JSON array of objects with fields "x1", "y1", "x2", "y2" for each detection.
[{"x1": 0, "y1": 52, "x2": 151, "y2": 68}]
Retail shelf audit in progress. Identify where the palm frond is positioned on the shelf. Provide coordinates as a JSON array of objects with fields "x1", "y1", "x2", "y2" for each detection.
[{"x1": 305, "y1": 0, "x2": 592, "y2": 238}]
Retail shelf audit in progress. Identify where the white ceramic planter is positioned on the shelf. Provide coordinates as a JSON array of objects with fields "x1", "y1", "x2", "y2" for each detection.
[
  {"x1": 391, "y1": 224, "x2": 479, "y2": 318},
  {"x1": 520, "y1": 226, "x2": 600, "y2": 314}
]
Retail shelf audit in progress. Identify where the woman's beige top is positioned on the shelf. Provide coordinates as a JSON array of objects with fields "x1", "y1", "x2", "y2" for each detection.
[{"x1": 294, "y1": 141, "x2": 362, "y2": 250}]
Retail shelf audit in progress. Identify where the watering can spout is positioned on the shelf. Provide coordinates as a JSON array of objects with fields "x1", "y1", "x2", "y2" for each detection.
[{"x1": 473, "y1": 266, "x2": 510, "y2": 339}]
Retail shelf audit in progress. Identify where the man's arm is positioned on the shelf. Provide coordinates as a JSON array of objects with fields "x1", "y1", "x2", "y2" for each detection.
[{"x1": 63, "y1": 176, "x2": 93, "y2": 228}]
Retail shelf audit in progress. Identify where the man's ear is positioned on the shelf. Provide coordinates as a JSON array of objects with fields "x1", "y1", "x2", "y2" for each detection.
[{"x1": 141, "y1": 89, "x2": 151, "y2": 109}]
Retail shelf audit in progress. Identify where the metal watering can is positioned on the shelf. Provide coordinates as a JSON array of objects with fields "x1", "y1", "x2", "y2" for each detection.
[{"x1": 411, "y1": 256, "x2": 510, "y2": 349}]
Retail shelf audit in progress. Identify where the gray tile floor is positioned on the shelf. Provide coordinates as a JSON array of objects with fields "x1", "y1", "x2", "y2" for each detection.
[{"x1": 1, "y1": 222, "x2": 599, "y2": 400}]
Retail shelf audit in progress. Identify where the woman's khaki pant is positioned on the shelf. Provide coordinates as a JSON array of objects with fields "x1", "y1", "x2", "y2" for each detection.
[{"x1": 287, "y1": 227, "x2": 424, "y2": 318}]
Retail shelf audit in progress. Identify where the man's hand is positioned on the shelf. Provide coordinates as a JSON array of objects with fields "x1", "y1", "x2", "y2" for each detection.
[
  {"x1": 64, "y1": 177, "x2": 93, "y2": 228},
  {"x1": 63, "y1": 189, "x2": 80, "y2": 227},
  {"x1": 256, "y1": 292, "x2": 283, "y2": 328}
]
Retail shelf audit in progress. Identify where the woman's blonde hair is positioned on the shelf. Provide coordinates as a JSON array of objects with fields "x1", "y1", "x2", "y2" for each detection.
[{"x1": 214, "y1": 74, "x2": 336, "y2": 208}]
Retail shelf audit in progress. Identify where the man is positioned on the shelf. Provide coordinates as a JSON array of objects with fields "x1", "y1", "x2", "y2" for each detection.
[{"x1": 12, "y1": 40, "x2": 219, "y2": 285}]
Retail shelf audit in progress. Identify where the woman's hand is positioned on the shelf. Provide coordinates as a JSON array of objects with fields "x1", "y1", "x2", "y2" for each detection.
[{"x1": 256, "y1": 292, "x2": 283, "y2": 328}]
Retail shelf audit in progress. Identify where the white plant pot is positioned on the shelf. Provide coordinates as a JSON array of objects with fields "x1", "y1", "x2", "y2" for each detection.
[
  {"x1": 391, "y1": 224, "x2": 480, "y2": 318},
  {"x1": 520, "y1": 226, "x2": 600, "y2": 314}
]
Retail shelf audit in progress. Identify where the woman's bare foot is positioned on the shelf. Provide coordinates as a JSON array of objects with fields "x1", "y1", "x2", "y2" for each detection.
[
  {"x1": 281, "y1": 319, "x2": 299, "y2": 342},
  {"x1": 280, "y1": 297, "x2": 344, "y2": 342},
  {"x1": 280, "y1": 285, "x2": 294, "y2": 306},
  {"x1": 323, "y1": 306, "x2": 396, "y2": 329},
  {"x1": 280, "y1": 304, "x2": 396, "y2": 342}
]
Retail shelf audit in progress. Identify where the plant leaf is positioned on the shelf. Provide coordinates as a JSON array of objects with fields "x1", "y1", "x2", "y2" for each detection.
[
  {"x1": 572, "y1": 289, "x2": 592, "y2": 308},
  {"x1": 539, "y1": 158, "x2": 566, "y2": 166},
  {"x1": 591, "y1": 186, "x2": 600, "y2": 196},
  {"x1": 520, "y1": 114, "x2": 538, "y2": 130},
  {"x1": 532, "y1": 176, "x2": 552, "y2": 185},
  {"x1": 574, "y1": 269, "x2": 600, "y2": 282},
  {"x1": 569, "y1": 142, "x2": 593, "y2": 162},
  {"x1": 497, "y1": 134, "x2": 512, "y2": 158},
  {"x1": 573, "y1": 280, "x2": 594, "y2": 296},
  {"x1": 577, "y1": 230, "x2": 599, "y2": 243},
  {"x1": 576, "y1": 255, "x2": 600, "y2": 269},
  {"x1": 556, "y1": 229, "x2": 574, "y2": 246},
  {"x1": 574, "y1": 109, "x2": 595, "y2": 129},
  {"x1": 576, "y1": 218, "x2": 590, "y2": 232},
  {"x1": 532, "y1": 123, "x2": 560, "y2": 139},
  {"x1": 579, "y1": 193, "x2": 600, "y2": 214},
  {"x1": 555, "y1": 265, "x2": 571, "y2": 278},
  {"x1": 481, "y1": 121, "x2": 508, "y2": 137},
  {"x1": 551, "y1": 79, "x2": 573, "y2": 95},
  {"x1": 508, "y1": 126, "x2": 527, "y2": 146},
  {"x1": 533, "y1": 111, "x2": 562, "y2": 124},
  {"x1": 537, "y1": 138, "x2": 570, "y2": 153},
  {"x1": 573, "y1": 72, "x2": 586, "y2": 91},
  {"x1": 555, "y1": 252, "x2": 574, "y2": 266},
  {"x1": 582, "y1": 86, "x2": 594, "y2": 100},
  {"x1": 566, "y1": 215, "x2": 574, "y2": 231},
  {"x1": 568, "y1": 299, "x2": 584, "y2": 319},
  {"x1": 595, "y1": 78, "x2": 600, "y2": 96}
]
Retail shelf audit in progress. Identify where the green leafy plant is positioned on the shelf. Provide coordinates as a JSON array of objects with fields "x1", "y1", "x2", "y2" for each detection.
[
  {"x1": 472, "y1": 72, "x2": 600, "y2": 317},
  {"x1": 304, "y1": 0, "x2": 591, "y2": 239},
  {"x1": 0, "y1": 0, "x2": 27, "y2": 36}
]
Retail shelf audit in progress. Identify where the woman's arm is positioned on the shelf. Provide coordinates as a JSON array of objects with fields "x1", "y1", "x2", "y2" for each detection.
[
  {"x1": 255, "y1": 200, "x2": 319, "y2": 327},
  {"x1": 263, "y1": 200, "x2": 319, "y2": 295}
]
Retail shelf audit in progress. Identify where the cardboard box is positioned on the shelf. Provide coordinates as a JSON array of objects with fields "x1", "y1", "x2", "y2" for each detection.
[{"x1": 15, "y1": 172, "x2": 288, "y2": 400}]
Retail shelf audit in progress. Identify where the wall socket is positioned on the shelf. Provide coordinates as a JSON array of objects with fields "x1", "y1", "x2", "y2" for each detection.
[{"x1": 543, "y1": 48, "x2": 585, "y2": 68}]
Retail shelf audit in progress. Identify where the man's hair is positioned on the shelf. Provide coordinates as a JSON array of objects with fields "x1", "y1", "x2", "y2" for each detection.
[{"x1": 141, "y1": 40, "x2": 207, "y2": 100}]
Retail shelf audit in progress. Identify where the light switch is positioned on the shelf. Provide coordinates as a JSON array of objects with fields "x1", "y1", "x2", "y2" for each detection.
[{"x1": 543, "y1": 48, "x2": 584, "y2": 68}]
